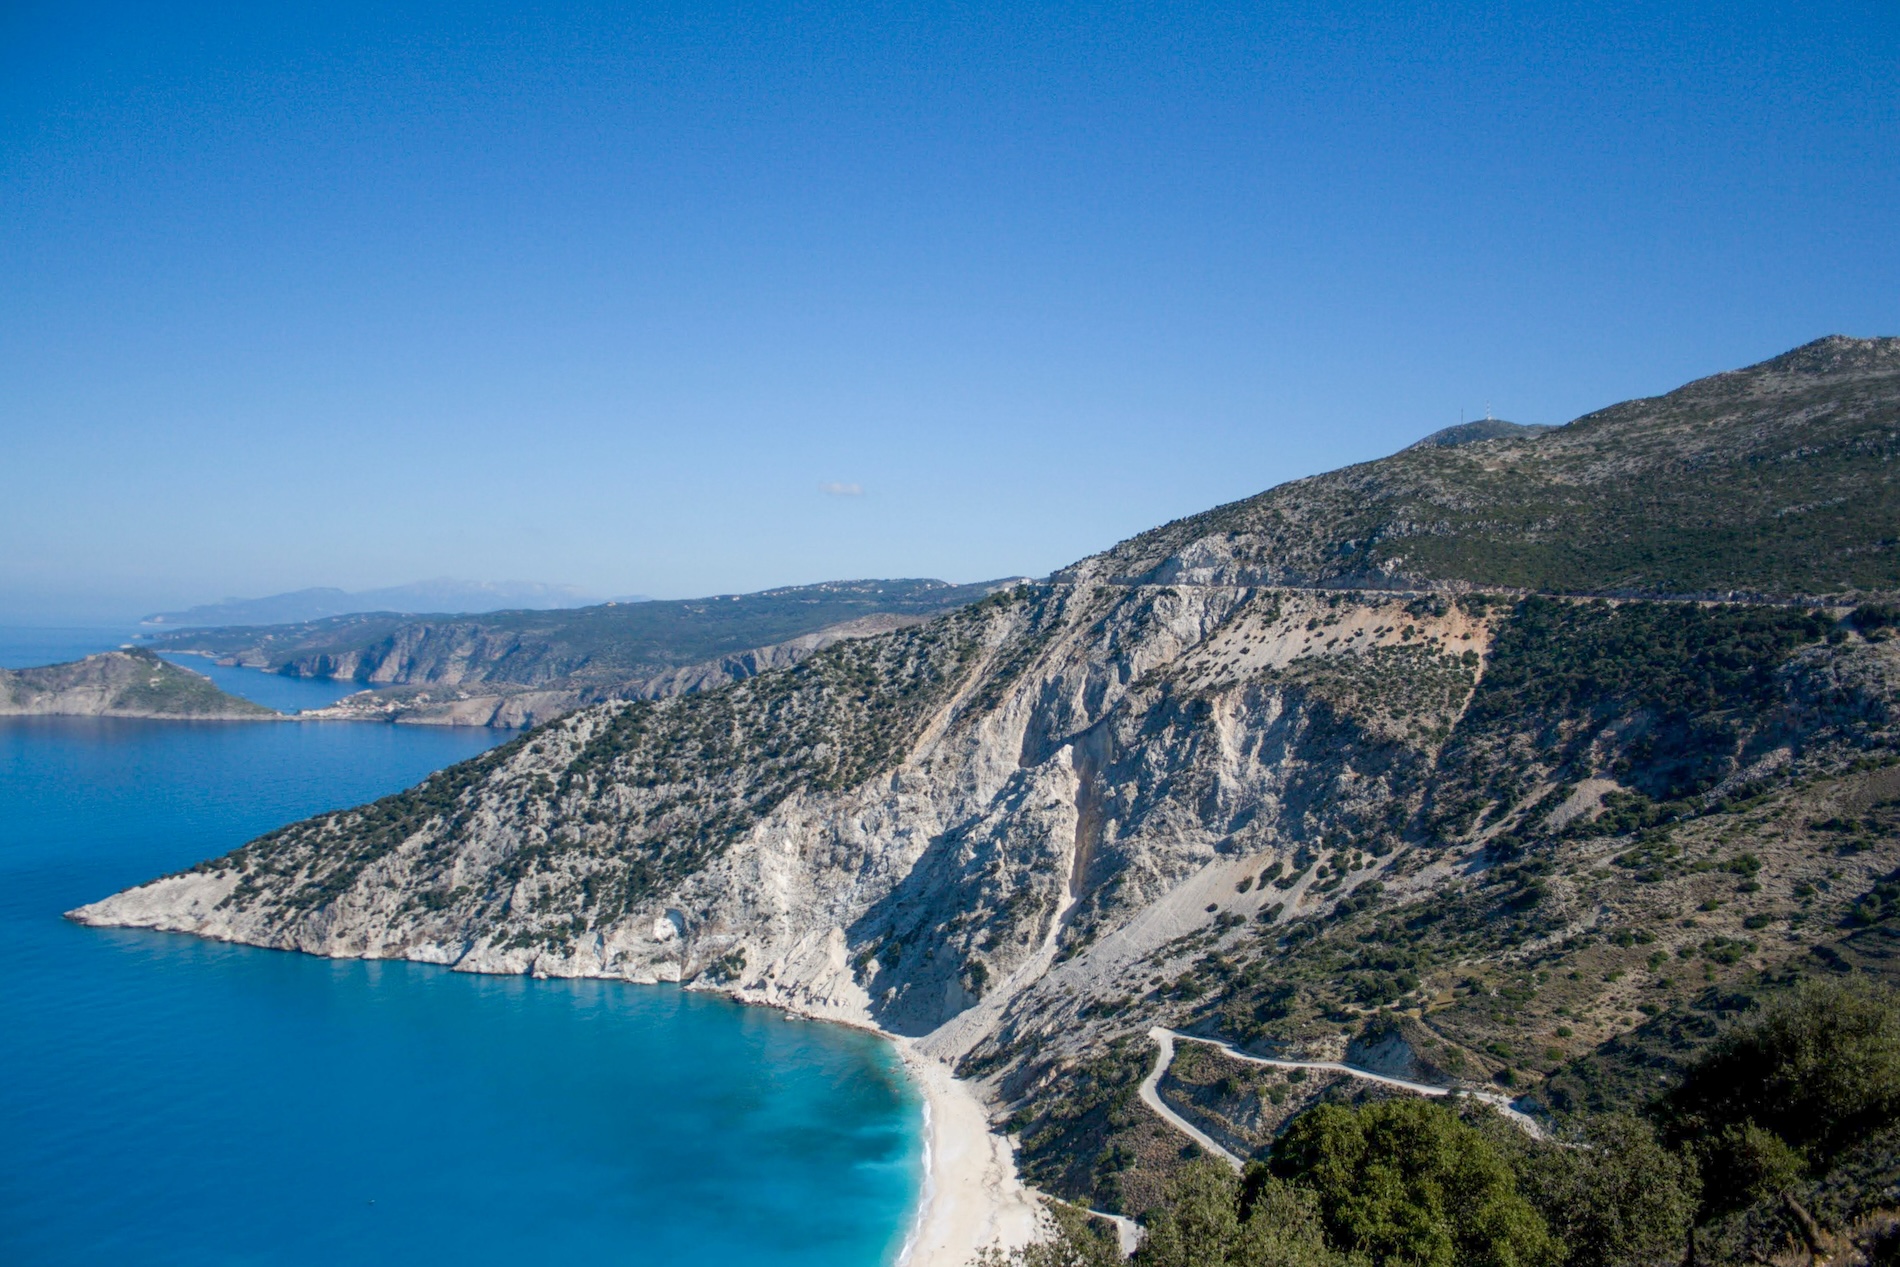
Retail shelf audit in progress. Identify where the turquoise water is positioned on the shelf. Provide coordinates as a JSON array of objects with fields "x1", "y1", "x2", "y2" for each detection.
[{"x1": 0, "y1": 630, "x2": 921, "y2": 1266}]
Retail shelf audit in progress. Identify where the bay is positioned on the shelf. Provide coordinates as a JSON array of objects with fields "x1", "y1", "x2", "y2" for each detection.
[{"x1": 0, "y1": 628, "x2": 921, "y2": 1266}]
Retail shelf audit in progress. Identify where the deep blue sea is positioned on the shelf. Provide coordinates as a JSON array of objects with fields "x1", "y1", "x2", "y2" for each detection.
[{"x1": 0, "y1": 628, "x2": 921, "y2": 1266}]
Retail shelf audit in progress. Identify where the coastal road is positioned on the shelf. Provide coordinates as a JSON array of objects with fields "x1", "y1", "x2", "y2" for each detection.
[
  {"x1": 1139, "y1": 1027, "x2": 1546, "y2": 1163},
  {"x1": 1139, "y1": 1028, "x2": 1246, "y2": 1170}
]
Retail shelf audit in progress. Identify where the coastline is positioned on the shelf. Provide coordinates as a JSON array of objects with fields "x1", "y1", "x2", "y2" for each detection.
[
  {"x1": 62, "y1": 886, "x2": 1052, "y2": 1266},
  {"x1": 893, "y1": 1038, "x2": 1043, "y2": 1267}
]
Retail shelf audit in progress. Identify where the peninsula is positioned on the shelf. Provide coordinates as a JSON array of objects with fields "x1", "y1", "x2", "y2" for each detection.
[
  {"x1": 150, "y1": 577, "x2": 1019, "y2": 728},
  {"x1": 1, "y1": 648, "x2": 280, "y2": 720}
]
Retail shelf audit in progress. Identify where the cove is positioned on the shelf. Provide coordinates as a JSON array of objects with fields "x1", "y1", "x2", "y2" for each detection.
[{"x1": 0, "y1": 633, "x2": 922, "y2": 1266}]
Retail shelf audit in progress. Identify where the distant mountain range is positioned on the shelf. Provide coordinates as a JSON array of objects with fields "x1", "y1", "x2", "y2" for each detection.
[{"x1": 142, "y1": 580, "x2": 623, "y2": 628}]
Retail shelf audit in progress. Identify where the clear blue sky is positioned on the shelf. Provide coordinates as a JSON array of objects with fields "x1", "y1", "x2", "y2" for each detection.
[{"x1": 3, "y1": 1, "x2": 1895, "y2": 620}]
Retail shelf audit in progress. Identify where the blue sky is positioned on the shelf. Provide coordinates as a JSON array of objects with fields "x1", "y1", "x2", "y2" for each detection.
[{"x1": 2, "y1": 1, "x2": 1895, "y2": 620}]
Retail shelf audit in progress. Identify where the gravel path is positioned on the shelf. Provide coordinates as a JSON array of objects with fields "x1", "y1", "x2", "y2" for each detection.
[
  {"x1": 1140, "y1": 1026, "x2": 1546, "y2": 1163},
  {"x1": 1139, "y1": 1028, "x2": 1247, "y2": 1169}
]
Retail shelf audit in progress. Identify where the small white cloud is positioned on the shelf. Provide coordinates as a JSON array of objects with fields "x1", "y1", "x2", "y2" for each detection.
[{"x1": 819, "y1": 481, "x2": 864, "y2": 496}]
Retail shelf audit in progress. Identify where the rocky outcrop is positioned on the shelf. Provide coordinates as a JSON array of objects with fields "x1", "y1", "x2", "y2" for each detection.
[{"x1": 0, "y1": 649, "x2": 280, "y2": 720}]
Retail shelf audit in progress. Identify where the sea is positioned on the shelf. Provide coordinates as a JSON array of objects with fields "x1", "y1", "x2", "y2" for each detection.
[{"x1": 0, "y1": 627, "x2": 922, "y2": 1266}]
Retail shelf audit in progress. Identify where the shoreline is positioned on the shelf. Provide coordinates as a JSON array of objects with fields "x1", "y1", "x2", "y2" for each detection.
[
  {"x1": 60, "y1": 898, "x2": 1050, "y2": 1267},
  {"x1": 705, "y1": 988, "x2": 1046, "y2": 1264},
  {"x1": 892, "y1": 1038, "x2": 1043, "y2": 1267}
]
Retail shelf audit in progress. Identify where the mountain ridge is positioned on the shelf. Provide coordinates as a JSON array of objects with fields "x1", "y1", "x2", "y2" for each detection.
[
  {"x1": 1071, "y1": 334, "x2": 1900, "y2": 599},
  {"x1": 143, "y1": 579, "x2": 612, "y2": 627},
  {"x1": 71, "y1": 336, "x2": 1900, "y2": 1251}
]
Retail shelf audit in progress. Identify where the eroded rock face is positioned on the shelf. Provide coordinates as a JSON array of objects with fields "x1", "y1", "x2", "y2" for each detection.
[{"x1": 70, "y1": 585, "x2": 1488, "y2": 1040}]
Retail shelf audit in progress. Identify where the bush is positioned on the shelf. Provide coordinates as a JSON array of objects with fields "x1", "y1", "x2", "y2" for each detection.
[
  {"x1": 1852, "y1": 603, "x2": 1899, "y2": 633},
  {"x1": 1661, "y1": 980, "x2": 1900, "y2": 1164},
  {"x1": 1701, "y1": 1121, "x2": 1806, "y2": 1218},
  {"x1": 1135, "y1": 1159, "x2": 1348, "y2": 1267},
  {"x1": 1271, "y1": 1099, "x2": 1559, "y2": 1267},
  {"x1": 981, "y1": 1160, "x2": 1350, "y2": 1267},
  {"x1": 1515, "y1": 1114, "x2": 1698, "y2": 1267}
]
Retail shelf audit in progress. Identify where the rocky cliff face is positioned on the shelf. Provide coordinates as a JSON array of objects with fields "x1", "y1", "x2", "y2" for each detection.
[
  {"x1": 1, "y1": 649, "x2": 280, "y2": 720},
  {"x1": 72, "y1": 337, "x2": 1900, "y2": 1214},
  {"x1": 74, "y1": 583, "x2": 1497, "y2": 1025},
  {"x1": 150, "y1": 578, "x2": 1014, "y2": 727},
  {"x1": 290, "y1": 611, "x2": 931, "y2": 728}
]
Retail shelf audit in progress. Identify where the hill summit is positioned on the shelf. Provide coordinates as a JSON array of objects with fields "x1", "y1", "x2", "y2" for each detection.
[{"x1": 1077, "y1": 334, "x2": 1899, "y2": 598}]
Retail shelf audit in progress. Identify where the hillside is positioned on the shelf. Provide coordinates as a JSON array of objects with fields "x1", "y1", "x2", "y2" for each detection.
[
  {"x1": 1, "y1": 649, "x2": 280, "y2": 720},
  {"x1": 149, "y1": 578, "x2": 1012, "y2": 727},
  {"x1": 1075, "y1": 334, "x2": 1900, "y2": 598},
  {"x1": 74, "y1": 337, "x2": 1900, "y2": 1260}
]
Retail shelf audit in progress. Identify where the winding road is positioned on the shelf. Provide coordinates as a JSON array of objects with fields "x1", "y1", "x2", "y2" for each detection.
[{"x1": 1139, "y1": 1026, "x2": 1545, "y2": 1170}]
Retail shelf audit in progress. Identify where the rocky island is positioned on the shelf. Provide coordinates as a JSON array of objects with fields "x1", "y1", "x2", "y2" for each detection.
[
  {"x1": 2, "y1": 648, "x2": 280, "y2": 720},
  {"x1": 75, "y1": 337, "x2": 1900, "y2": 1266}
]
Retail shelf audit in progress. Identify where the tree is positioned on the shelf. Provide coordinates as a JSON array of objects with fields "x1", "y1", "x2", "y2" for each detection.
[
  {"x1": 1270, "y1": 1099, "x2": 1560, "y2": 1267},
  {"x1": 1134, "y1": 1158, "x2": 1351, "y2": 1267},
  {"x1": 1660, "y1": 979, "x2": 1900, "y2": 1214},
  {"x1": 976, "y1": 1163, "x2": 1348, "y2": 1267},
  {"x1": 1515, "y1": 1114, "x2": 1699, "y2": 1267}
]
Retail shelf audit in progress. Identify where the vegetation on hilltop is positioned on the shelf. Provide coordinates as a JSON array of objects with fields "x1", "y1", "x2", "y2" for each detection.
[
  {"x1": 0, "y1": 648, "x2": 278, "y2": 719},
  {"x1": 1082, "y1": 335, "x2": 1900, "y2": 598}
]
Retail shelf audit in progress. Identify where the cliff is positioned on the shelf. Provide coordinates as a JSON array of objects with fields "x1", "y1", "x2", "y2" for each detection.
[
  {"x1": 150, "y1": 578, "x2": 1015, "y2": 727},
  {"x1": 1, "y1": 649, "x2": 280, "y2": 720},
  {"x1": 71, "y1": 337, "x2": 1900, "y2": 1217}
]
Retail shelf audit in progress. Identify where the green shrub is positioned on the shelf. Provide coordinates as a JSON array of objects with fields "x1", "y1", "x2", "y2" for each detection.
[
  {"x1": 1271, "y1": 1099, "x2": 1559, "y2": 1267},
  {"x1": 1661, "y1": 980, "x2": 1900, "y2": 1165},
  {"x1": 1515, "y1": 1114, "x2": 1698, "y2": 1267},
  {"x1": 1135, "y1": 1159, "x2": 1349, "y2": 1267}
]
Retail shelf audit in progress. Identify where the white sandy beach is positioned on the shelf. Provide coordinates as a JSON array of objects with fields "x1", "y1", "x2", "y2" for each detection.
[{"x1": 896, "y1": 1040, "x2": 1044, "y2": 1267}]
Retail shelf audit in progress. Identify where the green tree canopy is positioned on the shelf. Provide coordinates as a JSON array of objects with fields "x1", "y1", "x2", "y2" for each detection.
[
  {"x1": 1133, "y1": 1158, "x2": 1348, "y2": 1267},
  {"x1": 1514, "y1": 1113, "x2": 1698, "y2": 1267},
  {"x1": 1270, "y1": 1099, "x2": 1560, "y2": 1267},
  {"x1": 1662, "y1": 980, "x2": 1900, "y2": 1162}
]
